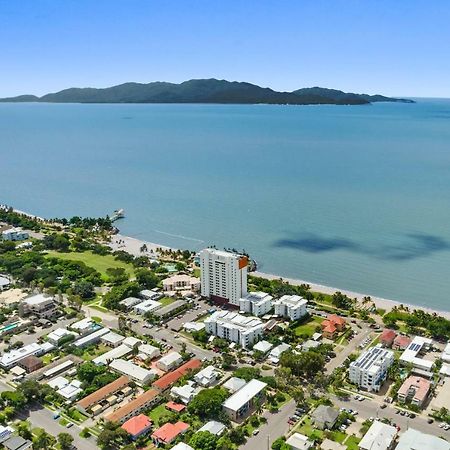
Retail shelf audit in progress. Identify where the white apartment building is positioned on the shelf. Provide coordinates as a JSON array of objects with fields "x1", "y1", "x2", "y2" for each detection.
[
  {"x1": 18, "y1": 294, "x2": 57, "y2": 319},
  {"x1": 273, "y1": 295, "x2": 308, "y2": 321},
  {"x1": 204, "y1": 311, "x2": 264, "y2": 348},
  {"x1": 200, "y1": 248, "x2": 248, "y2": 307},
  {"x1": 239, "y1": 292, "x2": 273, "y2": 317},
  {"x1": 2, "y1": 228, "x2": 29, "y2": 241},
  {"x1": 349, "y1": 345, "x2": 394, "y2": 392}
]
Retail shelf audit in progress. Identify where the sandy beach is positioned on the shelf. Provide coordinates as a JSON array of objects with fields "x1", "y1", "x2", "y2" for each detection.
[{"x1": 110, "y1": 231, "x2": 450, "y2": 319}]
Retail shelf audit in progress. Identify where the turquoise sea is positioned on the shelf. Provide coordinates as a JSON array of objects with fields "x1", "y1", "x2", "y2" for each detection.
[{"x1": 1, "y1": 100, "x2": 450, "y2": 311}]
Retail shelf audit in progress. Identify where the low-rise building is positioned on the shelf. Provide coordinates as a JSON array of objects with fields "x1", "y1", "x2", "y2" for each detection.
[
  {"x1": 311, "y1": 405, "x2": 339, "y2": 430},
  {"x1": 253, "y1": 340, "x2": 273, "y2": 354},
  {"x1": 204, "y1": 311, "x2": 264, "y2": 348},
  {"x1": 3, "y1": 436, "x2": 33, "y2": 450},
  {"x1": 269, "y1": 342, "x2": 291, "y2": 364},
  {"x1": 69, "y1": 318, "x2": 101, "y2": 335},
  {"x1": 396, "y1": 428, "x2": 450, "y2": 450},
  {"x1": 399, "y1": 336, "x2": 434, "y2": 372},
  {"x1": 2, "y1": 228, "x2": 29, "y2": 241},
  {"x1": 197, "y1": 421, "x2": 226, "y2": 436},
  {"x1": 123, "y1": 336, "x2": 142, "y2": 348},
  {"x1": 47, "y1": 328, "x2": 78, "y2": 346},
  {"x1": 170, "y1": 381, "x2": 202, "y2": 404},
  {"x1": 93, "y1": 344, "x2": 133, "y2": 366},
  {"x1": 151, "y1": 421, "x2": 189, "y2": 446},
  {"x1": 73, "y1": 327, "x2": 110, "y2": 348},
  {"x1": 397, "y1": 376, "x2": 431, "y2": 408},
  {"x1": 194, "y1": 365, "x2": 220, "y2": 387},
  {"x1": 156, "y1": 352, "x2": 183, "y2": 372},
  {"x1": 77, "y1": 375, "x2": 130, "y2": 415},
  {"x1": 137, "y1": 344, "x2": 160, "y2": 361},
  {"x1": 163, "y1": 274, "x2": 201, "y2": 293},
  {"x1": 183, "y1": 322, "x2": 205, "y2": 333},
  {"x1": 393, "y1": 335, "x2": 412, "y2": 350},
  {"x1": 0, "y1": 276, "x2": 11, "y2": 291},
  {"x1": 0, "y1": 426, "x2": 14, "y2": 444},
  {"x1": 140, "y1": 289, "x2": 162, "y2": 301},
  {"x1": 239, "y1": 292, "x2": 273, "y2": 317},
  {"x1": 321, "y1": 314, "x2": 346, "y2": 339},
  {"x1": 0, "y1": 342, "x2": 54, "y2": 369},
  {"x1": 134, "y1": 299, "x2": 162, "y2": 315},
  {"x1": 110, "y1": 359, "x2": 157, "y2": 385},
  {"x1": 223, "y1": 379, "x2": 267, "y2": 422},
  {"x1": 119, "y1": 297, "x2": 143, "y2": 310},
  {"x1": 380, "y1": 329, "x2": 397, "y2": 348},
  {"x1": 285, "y1": 433, "x2": 313, "y2": 450},
  {"x1": 442, "y1": 343, "x2": 450, "y2": 364},
  {"x1": 57, "y1": 379, "x2": 83, "y2": 402},
  {"x1": 349, "y1": 345, "x2": 394, "y2": 392},
  {"x1": 106, "y1": 389, "x2": 160, "y2": 424},
  {"x1": 18, "y1": 294, "x2": 57, "y2": 319},
  {"x1": 121, "y1": 414, "x2": 152, "y2": 440},
  {"x1": 358, "y1": 420, "x2": 397, "y2": 450},
  {"x1": 273, "y1": 295, "x2": 308, "y2": 321},
  {"x1": 17, "y1": 355, "x2": 43, "y2": 373},
  {"x1": 153, "y1": 359, "x2": 202, "y2": 392},
  {"x1": 42, "y1": 360, "x2": 74, "y2": 379},
  {"x1": 100, "y1": 331, "x2": 125, "y2": 347},
  {"x1": 223, "y1": 377, "x2": 247, "y2": 393}
]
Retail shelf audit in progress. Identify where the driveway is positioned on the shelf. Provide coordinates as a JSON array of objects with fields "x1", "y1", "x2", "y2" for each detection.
[
  {"x1": 241, "y1": 400, "x2": 296, "y2": 450},
  {"x1": 16, "y1": 402, "x2": 97, "y2": 450}
]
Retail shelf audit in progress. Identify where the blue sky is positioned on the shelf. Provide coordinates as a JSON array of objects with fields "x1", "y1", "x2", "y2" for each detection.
[{"x1": 1, "y1": 0, "x2": 449, "y2": 97}]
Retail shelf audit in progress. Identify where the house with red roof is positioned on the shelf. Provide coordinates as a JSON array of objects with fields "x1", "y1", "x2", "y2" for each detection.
[
  {"x1": 380, "y1": 329, "x2": 397, "y2": 348},
  {"x1": 151, "y1": 421, "x2": 189, "y2": 446},
  {"x1": 393, "y1": 334, "x2": 412, "y2": 350},
  {"x1": 321, "y1": 314, "x2": 346, "y2": 339},
  {"x1": 152, "y1": 359, "x2": 201, "y2": 391},
  {"x1": 121, "y1": 414, "x2": 152, "y2": 440},
  {"x1": 166, "y1": 401, "x2": 186, "y2": 413}
]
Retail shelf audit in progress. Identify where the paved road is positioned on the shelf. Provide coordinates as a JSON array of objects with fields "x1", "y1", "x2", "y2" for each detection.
[
  {"x1": 241, "y1": 400, "x2": 296, "y2": 450},
  {"x1": 326, "y1": 326, "x2": 373, "y2": 373},
  {"x1": 331, "y1": 395, "x2": 449, "y2": 438},
  {"x1": 16, "y1": 402, "x2": 97, "y2": 450}
]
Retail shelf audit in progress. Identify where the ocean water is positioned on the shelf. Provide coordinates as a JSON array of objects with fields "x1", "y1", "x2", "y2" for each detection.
[{"x1": 1, "y1": 100, "x2": 450, "y2": 311}]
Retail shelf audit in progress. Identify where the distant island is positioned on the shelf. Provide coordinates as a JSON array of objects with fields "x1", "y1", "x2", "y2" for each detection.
[{"x1": 0, "y1": 79, "x2": 414, "y2": 105}]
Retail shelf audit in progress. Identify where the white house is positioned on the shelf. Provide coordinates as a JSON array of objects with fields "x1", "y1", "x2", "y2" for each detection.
[
  {"x1": 194, "y1": 366, "x2": 220, "y2": 387},
  {"x1": 109, "y1": 359, "x2": 157, "y2": 385},
  {"x1": 223, "y1": 377, "x2": 247, "y2": 393},
  {"x1": 156, "y1": 352, "x2": 183, "y2": 372},
  {"x1": 134, "y1": 299, "x2": 162, "y2": 315},
  {"x1": 101, "y1": 331, "x2": 125, "y2": 348},
  {"x1": 239, "y1": 292, "x2": 273, "y2": 317},
  {"x1": 119, "y1": 297, "x2": 143, "y2": 310},
  {"x1": 273, "y1": 295, "x2": 308, "y2": 321},
  {"x1": 359, "y1": 420, "x2": 397, "y2": 450},
  {"x1": 73, "y1": 327, "x2": 110, "y2": 348},
  {"x1": 269, "y1": 343, "x2": 291, "y2": 364},
  {"x1": 47, "y1": 328, "x2": 78, "y2": 345},
  {"x1": 137, "y1": 344, "x2": 160, "y2": 360},
  {"x1": 2, "y1": 228, "x2": 29, "y2": 241},
  {"x1": 396, "y1": 428, "x2": 450, "y2": 450},
  {"x1": 204, "y1": 311, "x2": 264, "y2": 348},
  {"x1": 93, "y1": 344, "x2": 133, "y2": 366},
  {"x1": 349, "y1": 345, "x2": 394, "y2": 392},
  {"x1": 399, "y1": 336, "x2": 434, "y2": 372},
  {"x1": 19, "y1": 294, "x2": 57, "y2": 319},
  {"x1": 442, "y1": 343, "x2": 450, "y2": 364},
  {"x1": 285, "y1": 433, "x2": 313, "y2": 450},
  {"x1": 170, "y1": 381, "x2": 202, "y2": 404},
  {"x1": 0, "y1": 342, "x2": 54, "y2": 369},
  {"x1": 253, "y1": 340, "x2": 273, "y2": 354}
]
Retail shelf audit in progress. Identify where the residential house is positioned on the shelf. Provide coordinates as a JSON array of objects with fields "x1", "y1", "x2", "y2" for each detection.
[
  {"x1": 253, "y1": 340, "x2": 273, "y2": 355},
  {"x1": 222, "y1": 377, "x2": 247, "y2": 393},
  {"x1": 121, "y1": 414, "x2": 152, "y2": 440},
  {"x1": 193, "y1": 365, "x2": 220, "y2": 387},
  {"x1": 170, "y1": 381, "x2": 201, "y2": 404},
  {"x1": 311, "y1": 405, "x2": 339, "y2": 430},
  {"x1": 380, "y1": 329, "x2": 397, "y2": 348},
  {"x1": 396, "y1": 428, "x2": 450, "y2": 450},
  {"x1": 359, "y1": 420, "x2": 397, "y2": 450},
  {"x1": 17, "y1": 355, "x2": 43, "y2": 373},
  {"x1": 151, "y1": 421, "x2": 189, "y2": 446},
  {"x1": 156, "y1": 352, "x2": 183, "y2": 372},
  {"x1": 109, "y1": 359, "x2": 157, "y2": 385},
  {"x1": 285, "y1": 433, "x2": 313, "y2": 450},
  {"x1": 197, "y1": 421, "x2": 226, "y2": 436},
  {"x1": 393, "y1": 335, "x2": 412, "y2": 350},
  {"x1": 321, "y1": 314, "x2": 346, "y2": 339}
]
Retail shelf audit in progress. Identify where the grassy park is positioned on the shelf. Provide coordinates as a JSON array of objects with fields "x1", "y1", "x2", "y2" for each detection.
[{"x1": 45, "y1": 250, "x2": 135, "y2": 279}]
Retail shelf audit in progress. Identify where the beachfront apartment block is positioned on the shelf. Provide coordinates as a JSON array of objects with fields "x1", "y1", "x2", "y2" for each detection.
[
  {"x1": 204, "y1": 311, "x2": 264, "y2": 348},
  {"x1": 1, "y1": 227, "x2": 29, "y2": 241},
  {"x1": 18, "y1": 294, "x2": 57, "y2": 319},
  {"x1": 349, "y1": 345, "x2": 394, "y2": 392},
  {"x1": 199, "y1": 248, "x2": 248, "y2": 307},
  {"x1": 163, "y1": 274, "x2": 201, "y2": 293},
  {"x1": 239, "y1": 291, "x2": 273, "y2": 317},
  {"x1": 273, "y1": 295, "x2": 308, "y2": 321}
]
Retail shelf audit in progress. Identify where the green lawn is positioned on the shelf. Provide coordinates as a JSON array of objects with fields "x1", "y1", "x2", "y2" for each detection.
[
  {"x1": 329, "y1": 431, "x2": 347, "y2": 443},
  {"x1": 81, "y1": 344, "x2": 110, "y2": 361},
  {"x1": 295, "y1": 417, "x2": 324, "y2": 440},
  {"x1": 345, "y1": 435, "x2": 361, "y2": 450},
  {"x1": 45, "y1": 250, "x2": 134, "y2": 279},
  {"x1": 159, "y1": 297, "x2": 176, "y2": 307},
  {"x1": 293, "y1": 316, "x2": 323, "y2": 337},
  {"x1": 147, "y1": 404, "x2": 174, "y2": 426}
]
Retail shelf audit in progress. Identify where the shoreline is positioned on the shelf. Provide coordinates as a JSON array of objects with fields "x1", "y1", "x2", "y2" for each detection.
[
  {"x1": 5, "y1": 206, "x2": 450, "y2": 319},
  {"x1": 109, "y1": 231, "x2": 450, "y2": 320}
]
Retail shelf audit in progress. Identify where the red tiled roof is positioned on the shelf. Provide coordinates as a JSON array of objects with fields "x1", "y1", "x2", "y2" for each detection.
[
  {"x1": 152, "y1": 359, "x2": 201, "y2": 391},
  {"x1": 166, "y1": 401, "x2": 186, "y2": 412},
  {"x1": 78, "y1": 375, "x2": 129, "y2": 409},
  {"x1": 394, "y1": 335, "x2": 412, "y2": 348},
  {"x1": 381, "y1": 329, "x2": 397, "y2": 343},
  {"x1": 327, "y1": 314, "x2": 346, "y2": 326},
  {"x1": 151, "y1": 421, "x2": 189, "y2": 443},
  {"x1": 106, "y1": 389, "x2": 159, "y2": 423},
  {"x1": 322, "y1": 322, "x2": 337, "y2": 334},
  {"x1": 121, "y1": 414, "x2": 152, "y2": 436}
]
